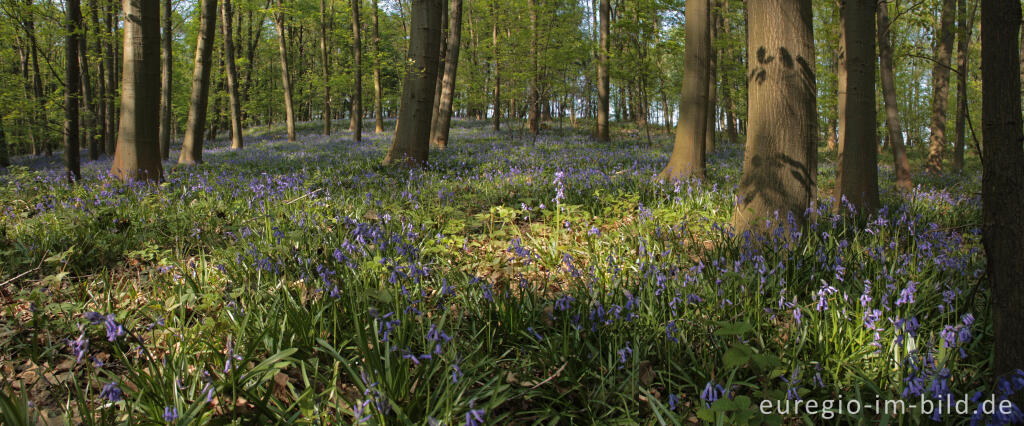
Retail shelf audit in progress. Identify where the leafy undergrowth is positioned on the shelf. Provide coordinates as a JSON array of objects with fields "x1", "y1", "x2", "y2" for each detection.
[{"x1": 0, "y1": 120, "x2": 1019, "y2": 424}]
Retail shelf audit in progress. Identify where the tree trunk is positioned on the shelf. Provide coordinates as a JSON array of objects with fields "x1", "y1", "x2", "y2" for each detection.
[
  {"x1": 491, "y1": 0, "x2": 500, "y2": 132},
  {"x1": 430, "y1": 0, "x2": 462, "y2": 149},
  {"x1": 430, "y1": 0, "x2": 448, "y2": 135},
  {"x1": 320, "y1": 0, "x2": 331, "y2": 134},
  {"x1": 159, "y1": 0, "x2": 173, "y2": 159},
  {"x1": 527, "y1": 0, "x2": 539, "y2": 135},
  {"x1": 660, "y1": 0, "x2": 710, "y2": 180},
  {"x1": 104, "y1": 2, "x2": 117, "y2": 155},
  {"x1": 835, "y1": 0, "x2": 879, "y2": 212},
  {"x1": 25, "y1": 0, "x2": 47, "y2": 156},
  {"x1": 351, "y1": 0, "x2": 363, "y2": 142},
  {"x1": 0, "y1": 122, "x2": 7, "y2": 167},
  {"x1": 111, "y1": 0, "x2": 163, "y2": 182},
  {"x1": 372, "y1": 0, "x2": 384, "y2": 132},
  {"x1": 178, "y1": 0, "x2": 218, "y2": 165},
  {"x1": 65, "y1": 0, "x2": 83, "y2": 181},
  {"x1": 952, "y1": 0, "x2": 976, "y2": 171},
  {"x1": 275, "y1": 0, "x2": 297, "y2": 142},
  {"x1": 877, "y1": 0, "x2": 911, "y2": 190},
  {"x1": 383, "y1": 0, "x2": 442, "y2": 166},
  {"x1": 705, "y1": 0, "x2": 720, "y2": 155},
  {"x1": 91, "y1": 0, "x2": 107, "y2": 156},
  {"x1": 980, "y1": 0, "x2": 1024, "y2": 407},
  {"x1": 733, "y1": 0, "x2": 818, "y2": 234},
  {"x1": 79, "y1": 9, "x2": 99, "y2": 161},
  {"x1": 224, "y1": 0, "x2": 244, "y2": 149},
  {"x1": 596, "y1": 0, "x2": 610, "y2": 141},
  {"x1": 925, "y1": 0, "x2": 956, "y2": 173}
]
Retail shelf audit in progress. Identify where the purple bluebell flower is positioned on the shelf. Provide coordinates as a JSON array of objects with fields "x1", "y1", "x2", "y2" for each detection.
[
  {"x1": 100, "y1": 382, "x2": 122, "y2": 402},
  {"x1": 163, "y1": 406, "x2": 178, "y2": 422},
  {"x1": 104, "y1": 314, "x2": 126, "y2": 341},
  {"x1": 465, "y1": 400, "x2": 485, "y2": 426},
  {"x1": 701, "y1": 382, "x2": 725, "y2": 407}
]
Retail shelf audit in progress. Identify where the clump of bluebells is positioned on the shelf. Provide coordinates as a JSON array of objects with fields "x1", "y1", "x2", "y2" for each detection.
[{"x1": 0, "y1": 122, "x2": 1004, "y2": 423}]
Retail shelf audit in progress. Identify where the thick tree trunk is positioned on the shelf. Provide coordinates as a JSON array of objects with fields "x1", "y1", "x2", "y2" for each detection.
[
  {"x1": 159, "y1": 0, "x2": 173, "y2": 159},
  {"x1": 320, "y1": 0, "x2": 331, "y2": 135},
  {"x1": 925, "y1": 0, "x2": 956, "y2": 173},
  {"x1": 491, "y1": 1, "x2": 500, "y2": 132},
  {"x1": 430, "y1": 0, "x2": 462, "y2": 149},
  {"x1": 660, "y1": 0, "x2": 710, "y2": 180},
  {"x1": 351, "y1": 0, "x2": 363, "y2": 142},
  {"x1": 596, "y1": 0, "x2": 610, "y2": 141},
  {"x1": 178, "y1": 0, "x2": 218, "y2": 165},
  {"x1": 952, "y1": 0, "x2": 975, "y2": 171},
  {"x1": 25, "y1": 0, "x2": 47, "y2": 156},
  {"x1": 110, "y1": 0, "x2": 163, "y2": 182},
  {"x1": 372, "y1": 0, "x2": 384, "y2": 132},
  {"x1": 383, "y1": 0, "x2": 442, "y2": 166},
  {"x1": 104, "y1": 3, "x2": 117, "y2": 155},
  {"x1": 877, "y1": 0, "x2": 912, "y2": 190},
  {"x1": 981, "y1": 0, "x2": 1024, "y2": 407},
  {"x1": 733, "y1": 0, "x2": 818, "y2": 234},
  {"x1": 835, "y1": 0, "x2": 879, "y2": 212},
  {"x1": 275, "y1": 0, "x2": 297, "y2": 142},
  {"x1": 224, "y1": 0, "x2": 244, "y2": 149},
  {"x1": 66, "y1": 0, "x2": 83, "y2": 181}
]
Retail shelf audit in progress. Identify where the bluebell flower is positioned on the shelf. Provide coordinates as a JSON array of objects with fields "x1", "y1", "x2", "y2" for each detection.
[
  {"x1": 700, "y1": 381, "x2": 725, "y2": 407},
  {"x1": 100, "y1": 382, "x2": 122, "y2": 402},
  {"x1": 163, "y1": 406, "x2": 178, "y2": 422},
  {"x1": 527, "y1": 327, "x2": 543, "y2": 341},
  {"x1": 465, "y1": 400, "x2": 485, "y2": 426},
  {"x1": 84, "y1": 311, "x2": 104, "y2": 325},
  {"x1": 617, "y1": 342, "x2": 632, "y2": 365},
  {"x1": 668, "y1": 393, "x2": 680, "y2": 411},
  {"x1": 104, "y1": 314, "x2": 126, "y2": 341}
]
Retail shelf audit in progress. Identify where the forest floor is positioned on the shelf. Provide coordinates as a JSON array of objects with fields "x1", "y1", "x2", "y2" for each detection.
[{"x1": 0, "y1": 120, "x2": 1010, "y2": 424}]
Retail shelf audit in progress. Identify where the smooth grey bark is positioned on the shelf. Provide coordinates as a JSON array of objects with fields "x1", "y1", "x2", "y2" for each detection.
[
  {"x1": 178, "y1": 0, "x2": 218, "y2": 165},
  {"x1": 596, "y1": 0, "x2": 609, "y2": 142},
  {"x1": 430, "y1": 0, "x2": 462, "y2": 149},
  {"x1": 224, "y1": 0, "x2": 244, "y2": 149},
  {"x1": 275, "y1": 0, "x2": 296, "y2": 142},
  {"x1": 111, "y1": 0, "x2": 163, "y2": 182},
  {"x1": 320, "y1": 0, "x2": 331, "y2": 135},
  {"x1": 372, "y1": 0, "x2": 384, "y2": 132},
  {"x1": 351, "y1": 0, "x2": 363, "y2": 142},
  {"x1": 877, "y1": 0, "x2": 912, "y2": 190},
  {"x1": 159, "y1": 0, "x2": 173, "y2": 159},
  {"x1": 383, "y1": 0, "x2": 442, "y2": 166},
  {"x1": 733, "y1": 0, "x2": 818, "y2": 234},
  {"x1": 660, "y1": 0, "x2": 710, "y2": 180},
  {"x1": 66, "y1": 0, "x2": 83, "y2": 181},
  {"x1": 835, "y1": 0, "x2": 879, "y2": 212}
]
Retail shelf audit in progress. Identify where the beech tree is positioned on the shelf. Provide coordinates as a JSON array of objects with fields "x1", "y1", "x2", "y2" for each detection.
[
  {"x1": 596, "y1": 0, "x2": 609, "y2": 142},
  {"x1": 834, "y1": 0, "x2": 878, "y2": 211},
  {"x1": 320, "y1": 0, "x2": 332, "y2": 135},
  {"x1": 159, "y1": 0, "x2": 172, "y2": 159},
  {"x1": 383, "y1": 0, "x2": 442, "y2": 166},
  {"x1": 429, "y1": 0, "x2": 462, "y2": 149},
  {"x1": 110, "y1": 0, "x2": 163, "y2": 182},
  {"x1": 371, "y1": 0, "x2": 384, "y2": 133},
  {"x1": 65, "y1": 0, "x2": 82, "y2": 181},
  {"x1": 877, "y1": 0, "x2": 911, "y2": 191},
  {"x1": 660, "y1": 0, "x2": 710, "y2": 181},
  {"x1": 733, "y1": 0, "x2": 817, "y2": 233},
  {"x1": 178, "y1": 0, "x2": 218, "y2": 165},
  {"x1": 350, "y1": 0, "x2": 363, "y2": 142},
  {"x1": 951, "y1": 0, "x2": 976, "y2": 172},
  {"x1": 981, "y1": 0, "x2": 1024, "y2": 404},
  {"x1": 925, "y1": 0, "x2": 956, "y2": 173},
  {"x1": 223, "y1": 0, "x2": 243, "y2": 149},
  {"x1": 275, "y1": 0, "x2": 296, "y2": 142}
]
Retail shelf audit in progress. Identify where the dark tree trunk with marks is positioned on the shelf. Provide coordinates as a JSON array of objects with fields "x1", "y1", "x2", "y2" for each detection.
[
  {"x1": 178, "y1": 0, "x2": 218, "y2": 165},
  {"x1": 733, "y1": 0, "x2": 818, "y2": 234},
  {"x1": 383, "y1": 0, "x2": 442, "y2": 166},
  {"x1": 660, "y1": 0, "x2": 710, "y2": 180},
  {"x1": 104, "y1": 1, "x2": 117, "y2": 155},
  {"x1": 981, "y1": 0, "x2": 1024, "y2": 407},
  {"x1": 835, "y1": 0, "x2": 879, "y2": 212},
  {"x1": 952, "y1": 0, "x2": 976, "y2": 171},
  {"x1": 111, "y1": 0, "x2": 163, "y2": 182}
]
